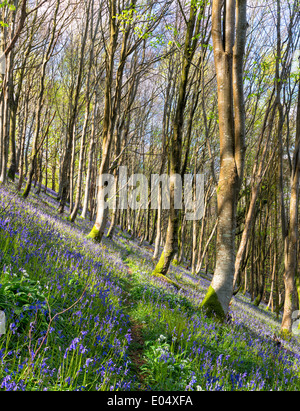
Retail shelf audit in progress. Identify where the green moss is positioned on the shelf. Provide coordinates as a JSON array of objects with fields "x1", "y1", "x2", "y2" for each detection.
[
  {"x1": 253, "y1": 294, "x2": 262, "y2": 307},
  {"x1": 87, "y1": 225, "x2": 101, "y2": 242},
  {"x1": 22, "y1": 185, "x2": 30, "y2": 199},
  {"x1": 201, "y1": 285, "x2": 226, "y2": 322},
  {"x1": 173, "y1": 259, "x2": 179, "y2": 267},
  {"x1": 152, "y1": 252, "x2": 179, "y2": 290},
  {"x1": 296, "y1": 277, "x2": 300, "y2": 311},
  {"x1": 152, "y1": 252, "x2": 165, "y2": 276}
]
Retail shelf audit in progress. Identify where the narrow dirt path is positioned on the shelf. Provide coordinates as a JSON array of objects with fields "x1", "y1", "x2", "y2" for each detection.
[
  {"x1": 128, "y1": 319, "x2": 150, "y2": 391},
  {"x1": 121, "y1": 264, "x2": 150, "y2": 391}
]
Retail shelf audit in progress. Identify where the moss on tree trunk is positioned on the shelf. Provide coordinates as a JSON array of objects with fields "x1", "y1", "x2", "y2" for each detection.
[{"x1": 201, "y1": 285, "x2": 226, "y2": 322}]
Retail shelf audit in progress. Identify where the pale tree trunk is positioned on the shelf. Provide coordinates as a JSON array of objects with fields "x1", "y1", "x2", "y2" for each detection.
[
  {"x1": 153, "y1": 184, "x2": 163, "y2": 260},
  {"x1": 233, "y1": 0, "x2": 298, "y2": 290},
  {"x1": 272, "y1": 0, "x2": 300, "y2": 333},
  {"x1": 233, "y1": 101, "x2": 276, "y2": 289},
  {"x1": 69, "y1": 125, "x2": 76, "y2": 213},
  {"x1": 0, "y1": 0, "x2": 27, "y2": 61},
  {"x1": 196, "y1": 182, "x2": 215, "y2": 274},
  {"x1": 107, "y1": 54, "x2": 141, "y2": 239},
  {"x1": 153, "y1": 1, "x2": 203, "y2": 278},
  {"x1": 153, "y1": 56, "x2": 176, "y2": 259},
  {"x1": 43, "y1": 133, "x2": 49, "y2": 193},
  {"x1": 69, "y1": 102, "x2": 89, "y2": 222},
  {"x1": 7, "y1": 51, "x2": 17, "y2": 183},
  {"x1": 89, "y1": 1, "x2": 170, "y2": 242},
  {"x1": 106, "y1": 125, "x2": 127, "y2": 239},
  {"x1": 281, "y1": 77, "x2": 300, "y2": 333},
  {"x1": 69, "y1": 13, "x2": 95, "y2": 222},
  {"x1": 22, "y1": 25, "x2": 58, "y2": 196},
  {"x1": 0, "y1": 9, "x2": 5, "y2": 178},
  {"x1": 267, "y1": 253, "x2": 277, "y2": 311},
  {"x1": 152, "y1": 82, "x2": 172, "y2": 258},
  {"x1": 0, "y1": 53, "x2": 10, "y2": 184},
  {"x1": 177, "y1": 213, "x2": 186, "y2": 265},
  {"x1": 87, "y1": 0, "x2": 119, "y2": 242},
  {"x1": 106, "y1": 168, "x2": 119, "y2": 238},
  {"x1": 201, "y1": 0, "x2": 247, "y2": 321},
  {"x1": 197, "y1": 218, "x2": 218, "y2": 276},
  {"x1": 106, "y1": 125, "x2": 122, "y2": 239},
  {"x1": 7, "y1": 0, "x2": 31, "y2": 182},
  {"x1": 81, "y1": 97, "x2": 97, "y2": 220},
  {"x1": 191, "y1": 157, "x2": 199, "y2": 274},
  {"x1": 88, "y1": 0, "x2": 139, "y2": 242},
  {"x1": 17, "y1": 99, "x2": 28, "y2": 191},
  {"x1": 23, "y1": 1, "x2": 60, "y2": 198},
  {"x1": 0, "y1": 15, "x2": 11, "y2": 185},
  {"x1": 7, "y1": 87, "x2": 17, "y2": 182},
  {"x1": 18, "y1": 100, "x2": 33, "y2": 191},
  {"x1": 59, "y1": 1, "x2": 91, "y2": 214}
]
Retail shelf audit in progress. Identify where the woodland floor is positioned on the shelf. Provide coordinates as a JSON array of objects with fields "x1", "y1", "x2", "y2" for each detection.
[{"x1": 0, "y1": 182, "x2": 300, "y2": 391}]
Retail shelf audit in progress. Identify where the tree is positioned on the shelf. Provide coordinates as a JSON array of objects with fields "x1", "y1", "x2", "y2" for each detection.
[
  {"x1": 58, "y1": 0, "x2": 92, "y2": 214},
  {"x1": 201, "y1": 0, "x2": 247, "y2": 321},
  {"x1": 152, "y1": 0, "x2": 205, "y2": 279},
  {"x1": 88, "y1": 0, "x2": 172, "y2": 242},
  {"x1": 22, "y1": 0, "x2": 61, "y2": 199},
  {"x1": 281, "y1": 57, "x2": 300, "y2": 334}
]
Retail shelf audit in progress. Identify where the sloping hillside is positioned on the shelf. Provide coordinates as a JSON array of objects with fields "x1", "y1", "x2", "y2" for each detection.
[{"x1": 0, "y1": 184, "x2": 299, "y2": 391}]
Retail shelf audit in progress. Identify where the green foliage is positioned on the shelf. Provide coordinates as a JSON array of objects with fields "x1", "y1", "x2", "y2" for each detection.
[
  {"x1": 0, "y1": 1, "x2": 16, "y2": 10},
  {"x1": 142, "y1": 335, "x2": 194, "y2": 390},
  {"x1": 0, "y1": 268, "x2": 46, "y2": 312},
  {"x1": 114, "y1": 4, "x2": 156, "y2": 40},
  {"x1": 0, "y1": 1, "x2": 16, "y2": 27},
  {"x1": 0, "y1": 267, "x2": 48, "y2": 335}
]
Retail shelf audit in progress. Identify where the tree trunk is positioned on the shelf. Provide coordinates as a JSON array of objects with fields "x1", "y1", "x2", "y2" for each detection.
[
  {"x1": 23, "y1": 1, "x2": 60, "y2": 199},
  {"x1": 201, "y1": 0, "x2": 247, "y2": 321},
  {"x1": 281, "y1": 77, "x2": 300, "y2": 333},
  {"x1": 153, "y1": 1, "x2": 203, "y2": 277},
  {"x1": 59, "y1": 1, "x2": 91, "y2": 214},
  {"x1": 88, "y1": 0, "x2": 135, "y2": 242}
]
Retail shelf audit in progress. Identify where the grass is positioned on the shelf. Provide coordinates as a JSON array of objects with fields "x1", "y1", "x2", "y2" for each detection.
[{"x1": 0, "y1": 183, "x2": 300, "y2": 391}]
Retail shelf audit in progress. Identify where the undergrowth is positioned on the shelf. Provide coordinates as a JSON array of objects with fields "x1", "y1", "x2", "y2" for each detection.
[{"x1": 0, "y1": 184, "x2": 300, "y2": 391}]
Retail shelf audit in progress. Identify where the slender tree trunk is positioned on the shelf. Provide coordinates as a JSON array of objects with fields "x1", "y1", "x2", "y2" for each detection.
[
  {"x1": 7, "y1": 50, "x2": 17, "y2": 182},
  {"x1": 88, "y1": 0, "x2": 133, "y2": 242},
  {"x1": 81, "y1": 99, "x2": 97, "y2": 220},
  {"x1": 281, "y1": 78, "x2": 300, "y2": 333},
  {"x1": 18, "y1": 106, "x2": 33, "y2": 191},
  {"x1": 68, "y1": 126, "x2": 77, "y2": 214},
  {"x1": 0, "y1": 53, "x2": 10, "y2": 184},
  {"x1": 69, "y1": 105, "x2": 89, "y2": 222},
  {"x1": 69, "y1": 17, "x2": 95, "y2": 222},
  {"x1": 59, "y1": 1, "x2": 91, "y2": 214},
  {"x1": 23, "y1": 1, "x2": 60, "y2": 199},
  {"x1": 153, "y1": 2, "x2": 203, "y2": 278},
  {"x1": 201, "y1": 0, "x2": 247, "y2": 320}
]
